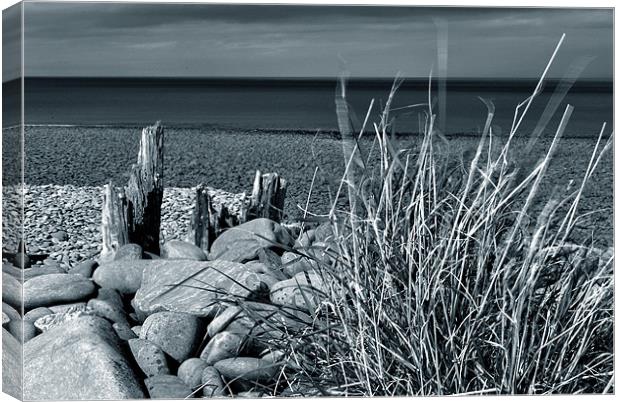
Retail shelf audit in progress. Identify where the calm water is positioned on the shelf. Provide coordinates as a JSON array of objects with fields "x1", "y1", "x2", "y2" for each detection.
[{"x1": 4, "y1": 78, "x2": 613, "y2": 137}]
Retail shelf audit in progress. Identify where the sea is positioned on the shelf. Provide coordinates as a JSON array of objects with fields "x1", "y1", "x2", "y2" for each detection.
[{"x1": 2, "y1": 77, "x2": 613, "y2": 137}]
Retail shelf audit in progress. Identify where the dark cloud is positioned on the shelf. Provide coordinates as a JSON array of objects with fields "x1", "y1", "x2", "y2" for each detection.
[
  {"x1": 18, "y1": 2, "x2": 613, "y2": 79},
  {"x1": 3, "y1": 3, "x2": 22, "y2": 81}
]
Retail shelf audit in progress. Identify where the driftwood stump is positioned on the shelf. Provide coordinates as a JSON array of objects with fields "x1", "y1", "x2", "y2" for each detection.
[
  {"x1": 101, "y1": 183, "x2": 129, "y2": 258},
  {"x1": 125, "y1": 122, "x2": 165, "y2": 255},
  {"x1": 190, "y1": 184, "x2": 240, "y2": 251},
  {"x1": 101, "y1": 122, "x2": 164, "y2": 257},
  {"x1": 242, "y1": 170, "x2": 287, "y2": 223}
]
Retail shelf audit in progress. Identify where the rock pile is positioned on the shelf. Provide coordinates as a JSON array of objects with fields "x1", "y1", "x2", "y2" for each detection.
[{"x1": 3, "y1": 217, "x2": 338, "y2": 399}]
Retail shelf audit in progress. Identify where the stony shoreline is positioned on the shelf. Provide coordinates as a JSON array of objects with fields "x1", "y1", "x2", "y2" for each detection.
[
  {"x1": 4, "y1": 215, "x2": 335, "y2": 399},
  {"x1": 2, "y1": 184, "x2": 246, "y2": 269}
]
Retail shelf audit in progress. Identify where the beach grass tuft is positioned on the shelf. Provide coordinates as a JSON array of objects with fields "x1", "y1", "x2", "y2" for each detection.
[{"x1": 259, "y1": 68, "x2": 614, "y2": 395}]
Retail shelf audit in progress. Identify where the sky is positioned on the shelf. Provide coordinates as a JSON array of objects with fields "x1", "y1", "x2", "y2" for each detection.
[{"x1": 3, "y1": 2, "x2": 614, "y2": 80}]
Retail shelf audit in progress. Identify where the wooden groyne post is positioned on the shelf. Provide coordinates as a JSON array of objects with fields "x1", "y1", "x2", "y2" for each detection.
[
  {"x1": 126, "y1": 122, "x2": 165, "y2": 255},
  {"x1": 243, "y1": 170, "x2": 287, "y2": 223},
  {"x1": 101, "y1": 122, "x2": 164, "y2": 257},
  {"x1": 101, "y1": 184, "x2": 129, "y2": 258}
]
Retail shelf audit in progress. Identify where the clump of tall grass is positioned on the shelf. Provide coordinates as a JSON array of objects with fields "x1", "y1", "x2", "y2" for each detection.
[{"x1": 269, "y1": 42, "x2": 613, "y2": 395}]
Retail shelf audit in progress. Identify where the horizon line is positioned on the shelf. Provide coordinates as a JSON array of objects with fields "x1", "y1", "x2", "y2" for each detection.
[{"x1": 4, "y1": 75, "x2": 614, "y2": 83}]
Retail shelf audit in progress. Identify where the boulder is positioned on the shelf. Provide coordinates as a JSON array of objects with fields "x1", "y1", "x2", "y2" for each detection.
[
  {"x1": 24, "y1": 315, "x2": 144, "y2": 400},
  {"x1": 237, "y1": 391, "x2": 264, "y2": 398},
  {"x1": 2, "y1": 263, "x2": 22, "y2": 282},
  {"x1": 140, "y1": 311, "x2": 203, "y2": 363},
  {"x1": 133, "y1": 260, "x2": 269, "y2": 318},
  {"x1": 209, "y1": 218, "x2": 293, "y2": 262},
  {"x1": 2, "y1": 312, "x2": 9, "y2": 325},
  {"x1": 214, "y1": 357, "x2": 279, "y2": 383},
  {"x1": 69, "y1": 260, "x2": 97, "y2": 278},
  {"x1": 2, "y1": 302, "x2": 20, "y2": 322},
  {"x1": 49, "y1": 302, "x2": 88, "y2": 314},
  {"x1": 178, "y1": 358, "x2": 208, "y2": 389},
  {"x1": 130, "y1": 298, "x2": 149, "y2": 323},
  {"x1": 245, "y1": 261, "x2": 288, "y2": 281},
  {"x1": 9, "y1": 319, "x2": 36, "y2": 342},
  {"x1": 2, "y1": 272, "x2": 22, "y2": 308},
  {"x1": 2, "y1": 328, "x2": 22, "y2": 399},
  {"x1": 201, "y1": 366, "x2": 226, "y2": 397},
  {"x1": 23, "y1": 273, "x2": 95, "y2": 309},
  {"x1": 131, "y1": 325, "x2": 142, "y2": 336},
  {"x1": 114, "y1": 243, "x2": 143, "y2": 261},
  {"x1": 161, "y1": 240, "x2": 208, "y2": 261},
  {"x1": 96, "y1": 288, "x2": 125, "y2": 310},
  {"x1": 200, "y1": 331, "x2": 245, "y2": 364},
  {"x1": 92, "y1": 260, "x2": 149, "y2": 294},
  {"x1": 128, "y1": 338, "x2": 170, "y2": 377},
  {"x1": 34, "y1": 309, "x2": 93, "y2": 332},
  {"x1": 113, "y1": 322, "x2": 137, "y2": 341},
  {"x1": 145, "y1": 374, "x2": 193, "y2": 399},
  {"x1": 280, "y1": 252, "x2": 316, "y2": 277},
  {"x1": 207, "y1": 305, "x2": 243, "y2": 337},
  {"x1": 23, "y1": 264, "x2": 63, "y2": 281},
  {"x1": 24, "y1": 307, "x2": 53, "y2": 323},
  {"x1": 87, "y1": 298, "x2": 128, "y2": 326},
  {"x1": 208, "y1": 302, "x2": 312, "y2": 339},
  {"x1": 257, "y1": 248, "x2": 282, "y2": 268},
  {"x1": 270, "y1": 271, "x2": 332, "y2": 312}
]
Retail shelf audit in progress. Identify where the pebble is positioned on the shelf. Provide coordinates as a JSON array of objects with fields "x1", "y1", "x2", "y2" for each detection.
[
  {"x1": 114, "y1": 244, "x2": 143, "y2": 261},
  {"x1": 177, "y1": 358, "x2": 208, "y2": 389},
  {"x1": 201, "y1": 366, "x2": 226, "y2": 397},
  {"x1": 49, "y1": 302, "x2": 88, "y2": 314},
  {"x1": 112, "y1": 322, "x2": 137, "y2": 341},
  {"x1": 128, "y1": 338, "x2": 170, "y2": 377},
  {"x1": 200, "y1": 331, "x2": 245, "y2": 364},
  {"x1": 140, "y1": 311, "x2": 203, "y2": 363},
  {"x1": 87, "y1": 298, "x2": 128, "y2": 326},
  {"x1": 23, "y1": 273, "x2": 95, "y2": 309},
  {"x1": 24, "y1": 307, "x2": 54, "y2": 323},
  {"x1": 2, "y1": 272, "x2": 22, "y2": 309},
  {"x1": 68, "y1": 260, "x2": 97, "y2": 278},
  {"x1": 214, "y1": 357, "x2": 279, "y2": 383},
  {"x1": 144, "y1": 374, "x2": 193, "y2": 399},
  {"x1": 160, "y1": 240, "x2": 207, "y2": 261}
]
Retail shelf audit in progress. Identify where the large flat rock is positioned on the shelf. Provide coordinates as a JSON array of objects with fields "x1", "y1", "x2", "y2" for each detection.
[
  {"x1": 24, "y1": 315, "x2": 145, "y2": 400},
  {"x1": 133, "y1": 260, "x2": 268, "y2": 318}
]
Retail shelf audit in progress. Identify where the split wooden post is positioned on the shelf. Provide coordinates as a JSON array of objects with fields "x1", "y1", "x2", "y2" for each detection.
[
  {"x1": 125, "y1": 122, "x2": 165, "y2": 255},
  {"x1": 243, "y1": 170, "x2": 287, "y2": 223},
  {"x1": 191, "y1": 184, "x2": 216, "y2": 251},
  {"x1": 101, "y1": 183, "x2": 129, "y2": 258},
  {"x1": 190, "y1": 184, "x2": 241, "y2": 251}
]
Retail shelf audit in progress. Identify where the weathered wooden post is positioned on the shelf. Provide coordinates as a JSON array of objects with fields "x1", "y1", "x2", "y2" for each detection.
[
  {"x1": 101, "y1": 183, "x2": 129, "y2": 258},
  {"x1": 243, "y1": 170, "x2": 287, "y2": 222},
  {"x1": 125, "y1": 122, "x2": 165, "y2": 255},
  {"x1": 189, "y1": 184, "x2": 241, "y2": 251},
  {"x1": 190, "y1": 184, "x2": 216, "y2": 251}
]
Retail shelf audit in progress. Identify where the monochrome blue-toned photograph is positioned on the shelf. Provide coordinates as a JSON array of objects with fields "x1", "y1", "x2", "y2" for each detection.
[{"x1": 1, "y1": 1, "x2": 614, "y2": 399}]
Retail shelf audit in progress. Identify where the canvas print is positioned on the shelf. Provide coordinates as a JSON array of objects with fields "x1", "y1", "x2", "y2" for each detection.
[{"x1": 1, "y1": 2, "x2": 614, "y2": 400}]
